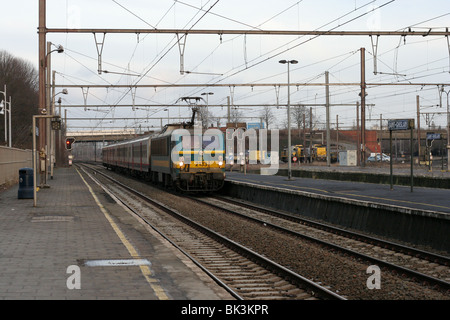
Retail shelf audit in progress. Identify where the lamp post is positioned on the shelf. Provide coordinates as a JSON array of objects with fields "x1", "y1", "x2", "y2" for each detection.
[
  {"x1": 279, "y1": 59, "x2": 298, "y2": 180},
  {"x1": 0, "y1": 85, "x2": 11, "y2": 147},
  {"x1": 41, "y1": 42, "x2": 64, "y2": 187}
]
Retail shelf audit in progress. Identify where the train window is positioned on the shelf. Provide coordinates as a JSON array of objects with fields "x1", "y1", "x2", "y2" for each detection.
[{"x1": 151, "y1": 138, "x2": 168, "y2": 156}]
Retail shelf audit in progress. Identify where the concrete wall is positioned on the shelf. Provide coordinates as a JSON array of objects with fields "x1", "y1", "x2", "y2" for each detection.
[
  {"x1": 247, "y1": 168, "x2": 450, "y2": 189},
  {"x1": 0, "y1": 146, "x2": 32, "y2": 186},
  {"x1": 224, "y1": 180, "x2": 450, "y2": 253}
]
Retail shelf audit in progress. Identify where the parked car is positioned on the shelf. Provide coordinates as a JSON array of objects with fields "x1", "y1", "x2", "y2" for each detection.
[
  {"x1": 381, "y1": 153, "x2": 391, "y2": 162},
  {"x1": 368, "y1": 153, "x2": 390, "y2": 162}
]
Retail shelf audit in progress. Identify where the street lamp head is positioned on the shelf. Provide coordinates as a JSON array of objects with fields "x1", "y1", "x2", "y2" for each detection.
[
  {"x1": 62, "y1": 89, "x2": 68, "y2": 95},
  {"x1": 56, "y1": 45, "x2": 64, "y2": 53},
  {"x1": 279, "y1": 59, "x2": 297, "y2": 64}
]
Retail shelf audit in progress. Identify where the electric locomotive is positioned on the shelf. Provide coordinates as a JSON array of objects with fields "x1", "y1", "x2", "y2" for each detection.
[{"x1": 102, "y1": 109, "x2": 225, "y2": 192}]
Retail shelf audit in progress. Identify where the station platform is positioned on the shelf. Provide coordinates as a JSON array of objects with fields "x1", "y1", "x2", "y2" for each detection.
[
  {"x1": 0, "y1": 167, "x2": 232, "y2": 300},
  {"x1": 224, "y1": 168, "x2": 450, "y2": 253},
  {"x1": 225, "y1": 169, "x2": 450, "y2": 215}
]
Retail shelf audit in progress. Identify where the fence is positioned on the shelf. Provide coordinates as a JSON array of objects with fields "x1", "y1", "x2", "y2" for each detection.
[{"x1": 0, "y1": 146, "x2": 33, "y2": 186}]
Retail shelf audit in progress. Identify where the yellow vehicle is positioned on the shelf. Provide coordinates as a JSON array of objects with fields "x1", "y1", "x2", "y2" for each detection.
[
  {"x1": 281, "y1": 145, "x2": 307, "y2": 162},
  {"x1": 248, "y1": 150, "x2": 267, "y2": 163},
  {"x1": 313, "y1": 144, "x2": 327, "y2": 161},
  {"x1": 281, "y1": 146, "x2": 297, "y2": 162},
  {"x1": 311, "y1": 144, "x2": 338, "y2": 162}
]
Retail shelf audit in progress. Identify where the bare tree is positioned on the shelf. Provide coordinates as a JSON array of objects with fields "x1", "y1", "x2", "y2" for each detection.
[
  {"x1": 197, "y1": 106, "x2": 213, "y2": 128},
  {"x1": 230, "y1": 107, "x2": 244, "y2": 124},
  {"x1": 291, "y1": 105, "x2": 310, "y2": 131},
  {"x1": 259, "y1": 105, "x2": 275, "y2": 129},
  {"x1": 0, "y1": 50, "x2": 39, "y2": 149}
]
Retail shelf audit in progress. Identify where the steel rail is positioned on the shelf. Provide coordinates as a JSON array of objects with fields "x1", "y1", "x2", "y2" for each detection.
[
  {"x1": 76, "y1": 164, "x2": 243, "y2": 300},
  {"x1": 79, "y1": 163, "x2": 346, "y2": 300},
  {"x1": 193, "y1": 196, "x2": 450, "y2": 291},
  {"x1": 215, "y1": 196, "x2": 450, "y2": 266}
]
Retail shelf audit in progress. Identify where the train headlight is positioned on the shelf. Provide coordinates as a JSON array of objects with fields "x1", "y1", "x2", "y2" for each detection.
[
  {"x1": 218, "y1": 155, "x2": 223, "y2": 166},
  {"x1": 178, "y1": 156, "x2": 185, "y2": 167}
]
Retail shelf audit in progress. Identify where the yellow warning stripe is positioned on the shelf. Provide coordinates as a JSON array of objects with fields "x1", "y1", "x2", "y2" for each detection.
[{"x1": 76, "y1": 168, "x2": 169, "y2": 300}]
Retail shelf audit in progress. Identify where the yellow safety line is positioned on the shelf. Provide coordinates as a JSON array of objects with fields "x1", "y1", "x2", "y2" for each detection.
[{"x1": 76, "y1": 168, "x2": 169, "y2": 300}]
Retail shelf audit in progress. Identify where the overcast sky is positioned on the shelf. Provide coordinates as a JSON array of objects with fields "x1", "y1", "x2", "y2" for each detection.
[{"x1": 1, "y1": 0, "x2": 449, "y2": 132}]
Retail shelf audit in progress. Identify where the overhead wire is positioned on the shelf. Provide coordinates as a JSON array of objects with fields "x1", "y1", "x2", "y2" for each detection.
[
  {"x1": 208, "y1": 0, "x2": 387, "y2": 85},
  {"x1": 61, "y1": 1, "x2": 448, "y2": 131},
  {"x1": 86, "y1": 0, "x2": 221, "y2": 129}
]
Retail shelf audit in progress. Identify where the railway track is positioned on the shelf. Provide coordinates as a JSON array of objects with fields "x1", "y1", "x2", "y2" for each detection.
[
  {"x1": 77, "y1": 164, "x2": 345, "y2": 300},
  {"x1": 193, "y1": 195, "x2": 450, "y2": 291},
  {"x1": 78, "y1": 163, "x2": 450, "y2": 299}
]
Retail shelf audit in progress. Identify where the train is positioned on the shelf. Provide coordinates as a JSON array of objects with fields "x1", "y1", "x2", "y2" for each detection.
[
  {"x1": 280, "y1": 144, "x2": 337, "y2": 163},
  {"x1": 102, "y1": 110, "x2": 226, "y2": 192}
]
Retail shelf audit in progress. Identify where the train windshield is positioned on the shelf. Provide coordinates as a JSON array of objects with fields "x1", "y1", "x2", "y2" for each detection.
[
  {"x1": 182, "y1": 135, "x2": 201, "y2": 150},
  {"x1": 202, "y1": 135, "x2": 221, "y2": 150}
]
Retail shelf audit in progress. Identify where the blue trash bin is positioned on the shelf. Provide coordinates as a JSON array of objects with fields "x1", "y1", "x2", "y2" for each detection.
[{"x1": 18, "y1": 168, "x2": 34, "y2": 199}]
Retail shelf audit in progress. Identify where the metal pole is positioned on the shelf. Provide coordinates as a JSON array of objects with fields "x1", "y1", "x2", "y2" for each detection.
[
  {"x1": 360, "y1": 48, "x2": 366, "y2": 167},
  {"x1": 410, "y1": 126, "x2": 414, "y2": 192},
  {"x1": 227, "y1": 96, "x2": 231, "y2": 123},
  {"x1": 303, "y1": 113, "x2": 306, "y2": 164},
  {"x1": 447, "y1": 91, "x2": 450, "y2": 172},
  {"x1": 417, "y1": 95, "x2": 421, "y2": 166},
  {"x1": 33, "y1": 116, "x2": 37, "y2": 207},
  {"x1": 45, "y1": 42, "x2": 51, "y2": 185},
  {"x1": 54, "y1": 82, "x2": 450, "y2": 89},
  {"x1": 38, "y1": 0, "x2": 47, "y2": 186},
  {"x1": 3, "y1": 85, "x2": 6, "y2": 144},
  {"x1": 336, "y1": 114, "x2": 339, "y2": 154},
  {"x1": 8, "y1": 96, "x2": 11, "y2": 148},
  {"x1": 45, "y1": 27, "x2": 450, "y2": 37},
  {"x1": 356, "y1": 101, "x2": 360, "y2": 166},
  {"x1": 379, "y1": 114, "x2": 382, "y2": 154},
  {"x1": 50, "y1": 71, "x2": 56, "y2": 179},
  {"x1": 310, "y1": 107, "x2": 313, "y2": 163},
  {"x1": 287, "y1": 62, "x2": 292, "y2": 180},
  {"x1": 325, "y1": 71, "x2": 330, "y2": 167},
  {"x1": 390, "y1": 129, "x2": 393, "y2": 190}
]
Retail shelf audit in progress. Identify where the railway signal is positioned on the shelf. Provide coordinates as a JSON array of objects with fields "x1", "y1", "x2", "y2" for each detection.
[{"x1": 65, "y1": 137, "x2": 75, "y2": 150}]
